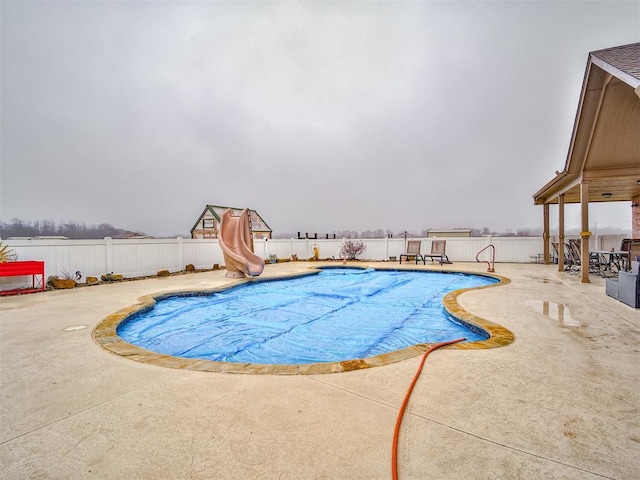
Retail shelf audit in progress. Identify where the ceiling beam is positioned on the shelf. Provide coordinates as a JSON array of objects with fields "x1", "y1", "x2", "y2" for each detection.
[{"x1": 583, "y1": 166, "x2": 640, "y2": 179}]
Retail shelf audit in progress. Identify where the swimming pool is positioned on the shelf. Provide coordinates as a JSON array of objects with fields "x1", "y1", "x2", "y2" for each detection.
[{"x1": 116, "y1": 267, "x2": 500, "y2": 366}]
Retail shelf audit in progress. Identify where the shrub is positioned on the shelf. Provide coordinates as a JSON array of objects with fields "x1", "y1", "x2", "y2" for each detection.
[
  {"x1": 60, "y1": 268, "x2": 82, "y2": 281},
  {"x1": 340, "y1": 240, "x2": 366, "y2": 260}
]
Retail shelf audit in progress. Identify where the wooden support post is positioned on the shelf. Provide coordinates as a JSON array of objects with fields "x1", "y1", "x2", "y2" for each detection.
[
  {"x1": 543, "y1": 203, "x2": 550, "y2": 264},
  {"x1": 558, "y1": 194, "x2": 565, "y2": 272},
  {"x1": 580, "y1": 181, "x2": 590, "y2": 284}
]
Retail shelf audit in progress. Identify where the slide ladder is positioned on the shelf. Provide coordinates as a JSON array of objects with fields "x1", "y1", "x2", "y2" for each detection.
[{"x1": 246, "y1": 210, "x2": 255, "y2": 252}]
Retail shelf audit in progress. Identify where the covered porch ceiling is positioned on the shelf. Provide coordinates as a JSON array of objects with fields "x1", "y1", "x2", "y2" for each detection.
[{"x1": 533, "y1": 42, "x2": 640, "y2": 206}]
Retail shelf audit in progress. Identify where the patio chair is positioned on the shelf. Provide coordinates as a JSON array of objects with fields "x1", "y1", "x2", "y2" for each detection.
[
  {"x1": 611, "y1": 260, "x2": 640, "y2": 308},
  {"x1": 399, "y1": 240, "x2": 425, "y2": 265},
  {"x1": 624, "y1": 241, "x2": 640, "y2": 271},
  {"x1": 424, "y1": 239, "x2": 451, "y2": 265},
  {"x1": 606, "y1": 275, "x2": 619, "y2": 300},
  {"x1": 567, "y1": 240, "x2": 602, "y2": 276},
  {"x1": 619, "y1": 239, "x2": 640, "y2": 271}
]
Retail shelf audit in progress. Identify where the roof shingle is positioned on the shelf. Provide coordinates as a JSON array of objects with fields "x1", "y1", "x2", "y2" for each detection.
[{"x1": 590, "y1": 42, "x2": 640, "y2": 85}]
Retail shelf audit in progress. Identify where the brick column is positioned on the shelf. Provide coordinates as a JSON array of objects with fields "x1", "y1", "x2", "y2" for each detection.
[{"x1": 633, "y1": 197, "x2": 640, "y2": 238}]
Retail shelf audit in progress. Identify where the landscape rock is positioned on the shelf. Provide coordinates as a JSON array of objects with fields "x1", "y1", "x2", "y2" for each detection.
[
  {"x1": 101, "y1": 273, "x2": 124, "y2": 282},
  {"x1": 52, "y1": 278, "x2": 76, "y2": 289}
]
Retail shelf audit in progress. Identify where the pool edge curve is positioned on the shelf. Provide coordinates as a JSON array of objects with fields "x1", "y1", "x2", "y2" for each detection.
[{"x1": 92, "y1": 266, "x2": 514, "y2": 375}]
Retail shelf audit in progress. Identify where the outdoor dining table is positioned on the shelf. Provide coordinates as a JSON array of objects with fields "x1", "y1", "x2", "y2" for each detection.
[{"x1": 590, "y1": 250, "x2": 627, "y2": 276}]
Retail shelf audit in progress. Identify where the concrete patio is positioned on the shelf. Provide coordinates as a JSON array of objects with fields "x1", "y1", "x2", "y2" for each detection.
[{"x1": 1, "y1": 262, "x2": 638, "y2": 479}]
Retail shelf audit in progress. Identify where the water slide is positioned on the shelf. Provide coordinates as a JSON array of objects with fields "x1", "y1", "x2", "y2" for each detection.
[{"x1": 218, "y1": 208, "x2": 265, "y2": 278}]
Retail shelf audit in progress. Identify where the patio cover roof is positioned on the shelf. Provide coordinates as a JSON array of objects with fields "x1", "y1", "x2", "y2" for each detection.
[{"x1": 533, "y1": 42, "x2": 640, "y2": 205}]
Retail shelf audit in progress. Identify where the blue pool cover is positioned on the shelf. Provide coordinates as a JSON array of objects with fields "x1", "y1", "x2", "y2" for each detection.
[{"x1": 117, "y1": 268, "x2": 497, "y2": 364}]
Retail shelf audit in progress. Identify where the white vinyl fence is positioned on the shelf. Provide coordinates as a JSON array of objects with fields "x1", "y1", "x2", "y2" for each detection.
[{"x1": 0, "y1": 234, "x2": 628, "y2": 292}]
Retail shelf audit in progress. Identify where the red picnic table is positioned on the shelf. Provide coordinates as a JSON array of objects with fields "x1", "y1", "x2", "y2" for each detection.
[{"x1": 0, "y1": 261, "x2": 46, "y2": 294}]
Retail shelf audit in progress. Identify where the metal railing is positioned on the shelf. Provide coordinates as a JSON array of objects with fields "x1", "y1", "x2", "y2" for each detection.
[{"x1": 476, "y1": 244, "x2": 496, "y2": 272}]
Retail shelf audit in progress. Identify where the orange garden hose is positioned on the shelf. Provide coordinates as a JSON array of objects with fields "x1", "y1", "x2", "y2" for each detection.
[{"x1": 391, "y1": 337, "x2": 466, "y2": 480}]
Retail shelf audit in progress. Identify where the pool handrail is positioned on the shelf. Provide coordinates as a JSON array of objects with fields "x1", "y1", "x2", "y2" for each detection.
[{"x1": 476, "y1": 244, "x2": 496, "y2": 272}]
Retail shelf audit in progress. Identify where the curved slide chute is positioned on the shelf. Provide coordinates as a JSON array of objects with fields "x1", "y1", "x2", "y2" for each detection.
[{"x1": 218, "y1": 208, "x2": 265, "y2": 278}]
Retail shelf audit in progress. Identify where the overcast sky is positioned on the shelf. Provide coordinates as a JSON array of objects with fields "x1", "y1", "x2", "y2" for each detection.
[{"x1": 1, "y1": 1, "x2": 638, "y2": 237}]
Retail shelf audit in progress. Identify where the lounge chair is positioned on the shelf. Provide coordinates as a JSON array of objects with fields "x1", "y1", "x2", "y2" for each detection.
[
  {"x1": 567, "y1": 239, "x2": 603, "y2": 276},
  {"x1": 399, "y1": 240, "x2": 425, "y2": 265},
  {"x1": 424, "y1": 239, "x2": 451, "y2": 265},
  {"x1": 564, "y1": 242, "x2": 580, "y2": 274}
]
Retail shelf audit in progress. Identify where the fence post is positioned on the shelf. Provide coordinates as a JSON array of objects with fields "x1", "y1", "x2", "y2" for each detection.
[
  {"x1": 178, "y1": 236, "x2": 184, "y2": 269},
  {"x1": 104, "y1": 237, "x2": 113, "y2": 273}
]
